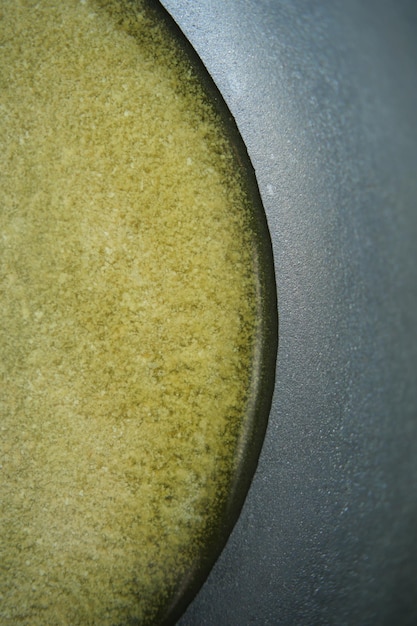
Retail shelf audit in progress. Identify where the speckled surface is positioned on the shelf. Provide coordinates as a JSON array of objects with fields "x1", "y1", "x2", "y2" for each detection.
[
  {"x1": 159, "y1": 1, "x2": 417, "y2": 624},
  {"x1": 1, "y1": 2, "x2": 270, "y2": 623}
]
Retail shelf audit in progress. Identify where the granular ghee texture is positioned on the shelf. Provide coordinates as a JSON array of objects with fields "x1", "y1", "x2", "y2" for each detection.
[{"x1": 0, "y1": 1, "x2": 257, "y2": 624}]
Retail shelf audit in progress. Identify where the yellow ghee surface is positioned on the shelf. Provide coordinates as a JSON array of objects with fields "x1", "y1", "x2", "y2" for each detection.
[{"x1": 0, "y1": 1, "x2": 257, "y2": 624}]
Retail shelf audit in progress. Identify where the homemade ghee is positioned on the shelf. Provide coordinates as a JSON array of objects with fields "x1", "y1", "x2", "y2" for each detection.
[{"x1": 0, "y1": 1, "x2": 258, "y2": 623}]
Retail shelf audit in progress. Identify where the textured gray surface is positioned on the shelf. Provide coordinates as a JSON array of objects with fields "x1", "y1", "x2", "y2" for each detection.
[{"x1": 160, "y1": 1, "x2": 417, "y2": 624}]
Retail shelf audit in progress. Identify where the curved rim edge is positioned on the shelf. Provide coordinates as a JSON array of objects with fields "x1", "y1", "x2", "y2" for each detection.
[{"x1": 140, "y1": 2, "x2": 278, "y2": 623}]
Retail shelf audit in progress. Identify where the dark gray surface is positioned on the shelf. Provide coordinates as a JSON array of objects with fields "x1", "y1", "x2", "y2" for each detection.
[{"x1": 160, "y1": 1, "x2": 417, "y2": 624}]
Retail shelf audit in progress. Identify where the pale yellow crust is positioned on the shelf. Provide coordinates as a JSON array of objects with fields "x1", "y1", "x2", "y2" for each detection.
[{"x1": 0, "y1": 1, "x2": 257, "y2": 623}]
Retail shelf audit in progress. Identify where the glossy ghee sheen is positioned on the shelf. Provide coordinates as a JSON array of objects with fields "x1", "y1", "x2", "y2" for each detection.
[{"x1": 0, "y1": 1, "x2": 258, "y2": 623}]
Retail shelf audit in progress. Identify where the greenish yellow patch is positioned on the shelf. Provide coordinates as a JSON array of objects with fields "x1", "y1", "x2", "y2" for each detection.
[{"x1": 0, "y1": 1, "x2": 257, "y2": 624}]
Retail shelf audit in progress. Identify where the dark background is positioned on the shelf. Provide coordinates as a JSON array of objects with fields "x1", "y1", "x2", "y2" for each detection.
[{"x1": 160, "y1": 1, "x2": 417, "y2": 624}]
